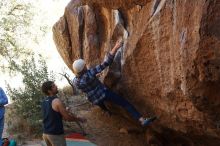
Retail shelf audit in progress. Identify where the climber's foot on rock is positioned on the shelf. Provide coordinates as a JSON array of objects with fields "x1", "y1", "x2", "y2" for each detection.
[{"x1": 141, "y1": 116, "x2": 157, "y2": 126}]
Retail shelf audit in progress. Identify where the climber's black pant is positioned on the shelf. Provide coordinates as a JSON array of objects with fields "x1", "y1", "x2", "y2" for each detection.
[{"x1": 98, "y1": 89, "x2": 142, "y2": 120}]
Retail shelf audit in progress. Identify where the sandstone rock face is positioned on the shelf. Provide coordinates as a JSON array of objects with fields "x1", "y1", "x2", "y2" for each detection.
[{"x1": 53, "y1": 0, "x2": 220, "y2": 144}]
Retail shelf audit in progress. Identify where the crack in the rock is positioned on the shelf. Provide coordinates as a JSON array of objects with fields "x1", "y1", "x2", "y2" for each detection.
[
  {"x1": 152, "y1": 0, "x2": 161, "y2": 17},
  {"x1": 78, "y1": 6, "x2": 84, "y2": 59},
  {"x1": 148, "y1": 0, "x2": 166, "y2": 24}
]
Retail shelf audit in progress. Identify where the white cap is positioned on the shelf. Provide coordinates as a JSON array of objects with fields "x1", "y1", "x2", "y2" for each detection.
[{"x1": 72, "y1": 59, "x2": 86, "y2": 73}]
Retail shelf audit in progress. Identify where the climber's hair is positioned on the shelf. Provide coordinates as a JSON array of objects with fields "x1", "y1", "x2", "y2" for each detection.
[{"x1": 41, "y1": 81, "x2": 54, "y2": 95}]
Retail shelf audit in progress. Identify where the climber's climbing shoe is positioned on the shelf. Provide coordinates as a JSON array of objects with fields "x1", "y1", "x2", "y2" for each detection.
[{"x1": 142, "y1": 116, "x2": 157, "y2": 126}]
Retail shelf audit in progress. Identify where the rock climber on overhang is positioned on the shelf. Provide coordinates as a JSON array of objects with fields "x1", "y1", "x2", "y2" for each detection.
[{"x1": 72, "y1": 40, "x2": 157, "y2": 126}]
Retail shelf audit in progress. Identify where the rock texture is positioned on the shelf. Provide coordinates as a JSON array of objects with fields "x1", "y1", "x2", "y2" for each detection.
[{"x1": 53, "y1": 0, "x2": 220, "y2": 145}]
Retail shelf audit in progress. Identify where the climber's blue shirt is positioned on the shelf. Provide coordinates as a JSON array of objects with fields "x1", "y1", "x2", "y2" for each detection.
[
  {"x1": 0, "y1": 87, "x2": 8, "y2": 142},
  {"x1": 0, "y1": 87, "x2": 8, "y2": 108},
  {"x1": 73, "y1": 53, "x2": 114, "y2": 105}
]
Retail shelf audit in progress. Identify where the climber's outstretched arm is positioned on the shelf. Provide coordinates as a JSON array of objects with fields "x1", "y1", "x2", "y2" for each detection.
[{"x1": 89, "y1": 40, "x2": 123, "y2": 76}]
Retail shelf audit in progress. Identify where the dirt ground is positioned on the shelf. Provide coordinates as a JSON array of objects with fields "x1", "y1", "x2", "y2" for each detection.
[
  {"x1": 4, "y1": 95, "x2": 149, "y2": 146},
  {"x1": 5, "y1": 95, "x2": 220, "y2": 146},
  {"x1": 63, "y1": 95, "x2": 149, "y2": 146}
]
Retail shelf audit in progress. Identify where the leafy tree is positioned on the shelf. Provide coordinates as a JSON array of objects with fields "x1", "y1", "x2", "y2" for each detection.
[
  {"x1": 0, "y1": 0, "x2": 62, "y2": 137},
  {"x1": 0, "y1": 0, "x2": 48, "y2": 72},
  {"x1": 0, "y1": 0, "x2": 32, "y2": 70},
  {"x1": 7, "y1": 54, "x2": 54, "y2": 133}
]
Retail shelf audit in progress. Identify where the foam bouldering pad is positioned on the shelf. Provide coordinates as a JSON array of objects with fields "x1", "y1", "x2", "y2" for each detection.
[
  {"x1": 65, "y1": 133, "x2": 97, "y2": 146},
  {"x1": 41, "y1": 133, "x2": 96, "y2": 146}
]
